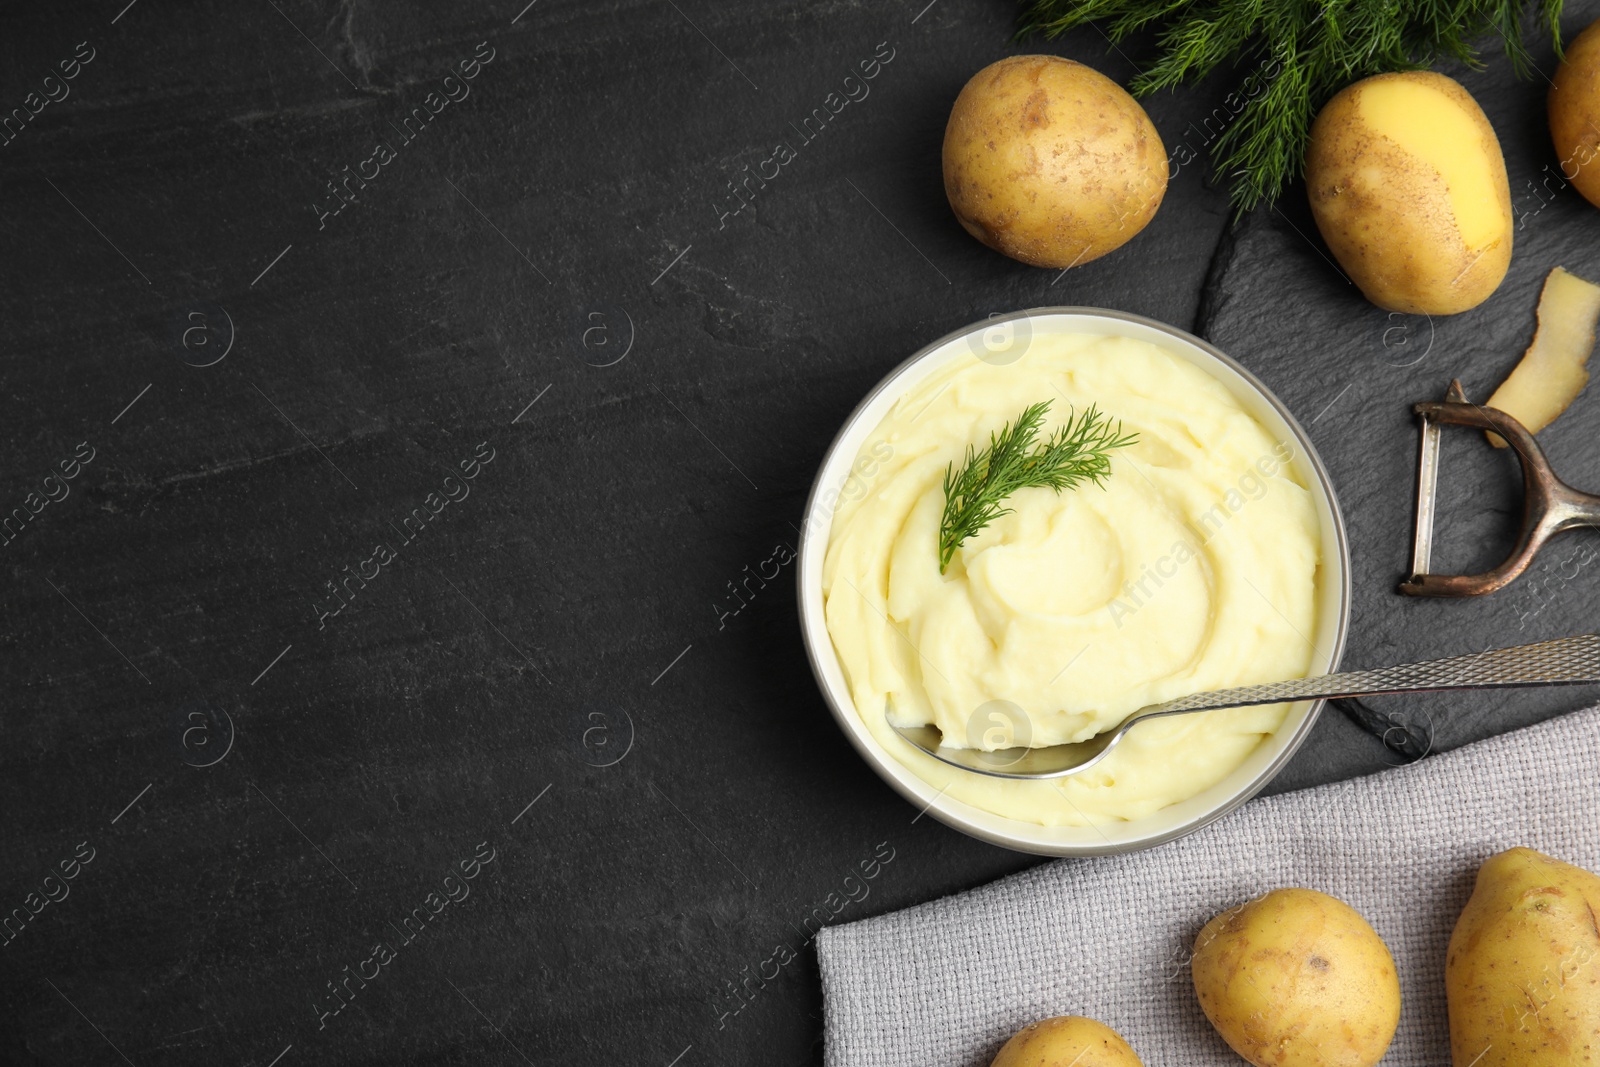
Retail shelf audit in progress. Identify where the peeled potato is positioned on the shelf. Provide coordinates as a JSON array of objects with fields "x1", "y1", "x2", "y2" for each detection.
[
  {"x1": 1306, "y1": 72, "x2": 1512, "y2": 315},
  {"x1": 990, "y1": 1016, "x2": 1143, "y2": 1067},
  {"x1": 1191, "y1": 888, "x2": 1400, "y2": 1067},
  {"x1": 1550, "y1": 17, "x2": 1600, "y2": 208},
  {"x1": 943, "y1": 55, "x2": 1166, "y2": 269},
  {"x1": 1486, "y1": 266, "x2": 1600, "y2": 445}
]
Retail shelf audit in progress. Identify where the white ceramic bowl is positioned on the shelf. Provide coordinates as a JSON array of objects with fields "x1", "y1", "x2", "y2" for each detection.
[{"x1": 797, "y1": 308, "x2": 1351, "y2": 856}]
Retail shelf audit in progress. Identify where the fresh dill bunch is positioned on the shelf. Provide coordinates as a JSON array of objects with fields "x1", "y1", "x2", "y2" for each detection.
[
  {"x1": 1016, "y1": 0, "x2": 1564, "y2": 212},
  {"x1": 939, "y1": 401, "x2": 1138, "y2": 573}
]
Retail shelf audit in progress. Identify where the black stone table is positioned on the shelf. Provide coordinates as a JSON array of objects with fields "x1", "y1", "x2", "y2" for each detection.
[{"x1": 4, "y1": 2, "x2": 1598, "y2": 1064}]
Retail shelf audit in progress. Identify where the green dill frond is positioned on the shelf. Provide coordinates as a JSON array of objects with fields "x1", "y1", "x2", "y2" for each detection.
[
  {"x1": 938, "y1": 401, "x2": 1137, "y2": 573},
  {"x1": 1017, "y1": 0, "x2": 1563, "y2": 212}
]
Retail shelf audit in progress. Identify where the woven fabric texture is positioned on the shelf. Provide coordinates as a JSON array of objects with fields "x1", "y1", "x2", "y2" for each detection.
[{"x1": 818, "y1": 706, "x2": 1600, "y2": 1067}]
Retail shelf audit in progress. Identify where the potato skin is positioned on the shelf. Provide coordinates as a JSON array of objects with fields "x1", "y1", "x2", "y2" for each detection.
[
  {"x1": 1550, "y1": 18, "x2": 1600, "y2": 209},
  {"x1": 989, "y1": 1016, "x2": 1143, "y2": 1067},
  {"x1": 1191, "y1": 888, "x2": 1400, "y2": 1067},
  {"x1": 1446, "y1": 848, "x2": 1600, "y2": 1067},
  {"x1": 1306, "y1": 71, "x2": 1512, "y2": 315},
  {"x1": 942, "y1": 55, "x2": 1166, "y2": 269}
]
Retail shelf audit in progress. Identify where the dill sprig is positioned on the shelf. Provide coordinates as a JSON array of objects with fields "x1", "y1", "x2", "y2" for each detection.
[
  {"x1": 939, "y1": 401, "x2": 1137, "y2": 573},
  {"x1": 1017, "y1": 0, "x2": 1564, "y2": 213}
]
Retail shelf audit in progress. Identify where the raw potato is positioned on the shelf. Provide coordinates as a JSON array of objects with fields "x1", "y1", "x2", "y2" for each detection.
[
  {"x1": 1446, "y1": 848, "x2": 1600, "y2": 1067},
  {"x1": 1306, "y1": 72, "x2": 1512, "y2": 315},
  {"x1": 1191, "y1": 888, "x2": 1400, "y2": 1067},
  {"x1": 942, "y1": 55, "x2": 1166, "y2": 269},
  {"x1": 990, "y1": 1016, "x2": 1143, "y2": 1067},
  {"x1": 1486, "y1": 266, "x2": 1600, "y2": 446},
  {"x1": 1550, "y1": 17, "x2": 1600, "y2": 209}
]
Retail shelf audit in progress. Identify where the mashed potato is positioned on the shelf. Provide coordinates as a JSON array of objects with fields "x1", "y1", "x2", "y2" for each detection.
[{"x1": 821, "y1": 331, "x2": 1321, "y2": 825}]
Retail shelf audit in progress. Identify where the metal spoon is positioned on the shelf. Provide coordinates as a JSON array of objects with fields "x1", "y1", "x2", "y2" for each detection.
[{"x1": 890, "y1": 632, "x2": 1600, "y2": 780}]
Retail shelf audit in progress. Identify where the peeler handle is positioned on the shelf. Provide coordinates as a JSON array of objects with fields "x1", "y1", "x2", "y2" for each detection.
[{"x1": 1555, "y1": 486, "x2": 1600, "y2": 531}]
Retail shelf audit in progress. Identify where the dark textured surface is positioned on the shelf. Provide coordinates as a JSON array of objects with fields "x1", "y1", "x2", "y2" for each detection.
[{"x1": 0, "y1": 1, "x2": 1595, "y2": 1065}]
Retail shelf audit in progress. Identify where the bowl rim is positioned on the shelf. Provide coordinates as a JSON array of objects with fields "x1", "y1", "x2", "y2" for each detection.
[{"x1": 795, "y1": 306, "x2": 1352, "y2": 856}]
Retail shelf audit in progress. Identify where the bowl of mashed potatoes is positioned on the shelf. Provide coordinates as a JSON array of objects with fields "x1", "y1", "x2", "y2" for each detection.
[{"x1": 797, "y1": 308, "x2": 1349, "y2": 856}]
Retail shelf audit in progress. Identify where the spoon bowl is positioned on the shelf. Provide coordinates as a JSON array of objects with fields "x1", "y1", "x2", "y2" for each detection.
[{"x1": 890, "y1": 722, "x2": 1120, "y2": 779}]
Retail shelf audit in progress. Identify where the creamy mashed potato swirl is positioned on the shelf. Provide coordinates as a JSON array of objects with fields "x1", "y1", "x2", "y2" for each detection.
[{"x1": 821, "y1": 332, "x2": 1321, "y2": 826}]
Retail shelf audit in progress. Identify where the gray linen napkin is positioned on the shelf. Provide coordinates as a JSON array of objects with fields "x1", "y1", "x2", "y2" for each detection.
[{"x1": 817, "y1": 705, "x2": 1600, "y2": 1067}]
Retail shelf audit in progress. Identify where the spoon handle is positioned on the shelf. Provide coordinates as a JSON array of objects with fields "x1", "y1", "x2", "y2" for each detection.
[{"x1": 1147, "y1": 633, "x2": 1600, "y2": 716}]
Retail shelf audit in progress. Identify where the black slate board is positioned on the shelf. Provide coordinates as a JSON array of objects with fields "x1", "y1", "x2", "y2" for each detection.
[{"x1": 1200, "y1": 39, "x2": 1600, "y2": 785}]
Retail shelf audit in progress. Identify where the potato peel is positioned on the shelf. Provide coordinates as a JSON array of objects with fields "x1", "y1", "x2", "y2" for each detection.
[{"x1": 1487, "y1": 266, "x2": 1600, "y2": 447}]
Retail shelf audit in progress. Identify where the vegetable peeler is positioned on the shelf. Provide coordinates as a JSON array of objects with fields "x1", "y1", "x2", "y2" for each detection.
[{"x1": 1401, "y1": 379, "x2": 1600, "y2": 597}]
